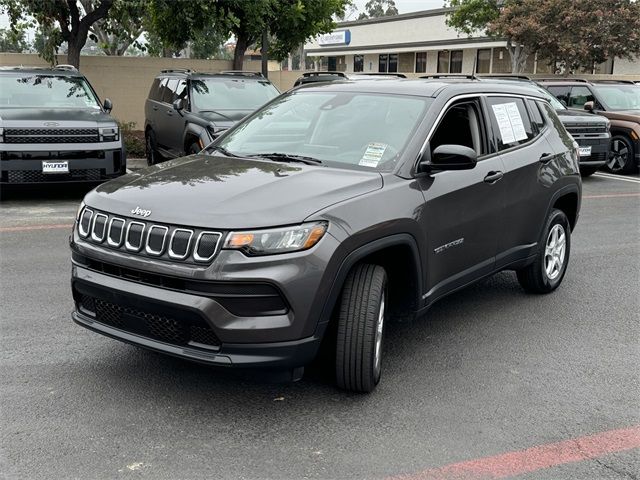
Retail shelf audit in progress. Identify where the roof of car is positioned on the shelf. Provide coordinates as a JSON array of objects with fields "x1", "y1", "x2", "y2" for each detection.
[
  {"x1": 0, "y1": 65, "x2": 84, "y2": 77},
  {"x1": 294, "y1": 78, "x2": 551, "y2": 100}
]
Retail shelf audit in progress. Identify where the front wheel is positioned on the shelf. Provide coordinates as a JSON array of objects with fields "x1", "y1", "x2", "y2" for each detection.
[
  {"x1": 335, "y1": 264, "x2": 387, "y2": 393},
  {"x1": 517, "y1": 208, "x2": 571, "y2": 294},
  {"x1": 606, "y1": 135, "x2": 636, "y2": 174}
]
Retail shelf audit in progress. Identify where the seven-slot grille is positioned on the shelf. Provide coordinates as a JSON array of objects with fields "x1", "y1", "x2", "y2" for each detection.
[
  {"x1": 4, "y1": 127, "x2": 100, "y2": 144},
  {"x1": 78, "y1": 207, "x2": 223, "y2": 263}
]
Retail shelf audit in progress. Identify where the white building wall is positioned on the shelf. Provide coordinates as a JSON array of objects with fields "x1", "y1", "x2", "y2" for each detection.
[{"x1": 612, "y1": 57, "x2": 640, "y2": 75}]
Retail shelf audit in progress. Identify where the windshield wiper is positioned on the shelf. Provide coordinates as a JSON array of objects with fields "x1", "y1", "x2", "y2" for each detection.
[
  {"x1": 246, "y1": 153, "x2": 323, "y2": 165},
  {"x1": 205, "y1": 144, "x2": 240, "y2": 157},
  {"x1": 199, "y1": 109, "x2": 235, "y2": 121}
]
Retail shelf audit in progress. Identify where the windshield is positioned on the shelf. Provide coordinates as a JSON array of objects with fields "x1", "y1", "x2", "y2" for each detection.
[
  {"x1": 0, "y1": 74, "x2": 101, "y2": 108},
  {"x1": 536, "y1": 86, "x2": 566, "y2": 110},
  {"x1": 191, "y1": 78, "x2": 279, "y2": 111},
  {"x1": 215, "y1": 91, "x2": 431, "y2": 170},
  {"x1": 592, "y1": 85, "x2": 640, "y2": 111}
]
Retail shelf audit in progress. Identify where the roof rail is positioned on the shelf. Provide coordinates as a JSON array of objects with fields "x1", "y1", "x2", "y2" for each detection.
[
  {"x1": 353, "y1": 72, "x2": 407, "y2": 78},
  {"x1": 219, "y1": 70, "x2": 265, "y2": 77},
  {"x1": 160, "y1": 68, "x2": 193, "y2": 74},
  {"x1": 420, "y1": 74, "x2": 478, "y2": 80},
  {"x1": 536, "y1": 77, "x2": 589, "y2": 82},
  {"x1": 477, "y1": 74, "x2": 532, "y2": 81},
  {"x1": 301, "y1": 71, "x2": 347, "y2": 78},
  {"x1": 54, "y1": 64, "x2": 78, "y2": 71},
  {"x1": 591, "y1": 79, "x2": 637, "y2": 85}
]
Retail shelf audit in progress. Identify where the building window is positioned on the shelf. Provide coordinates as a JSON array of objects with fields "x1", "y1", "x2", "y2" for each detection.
[
  {"x1": 379, "y1": 54, "x2": 388, "y2": 72},
  {"x1": 354, "y1": 55, "x2": 364, "y2": 72},
  {"x1": 388, "y1": 53, "x2": 398, "y2": 73},
  {"x1": 437, "y1": 51, "x2": 449, "y2": 73},
  {"x1": 450, "y1": 50, "x2": 463, "y2": 73},
  {"x1": 415, "y1": 52, "x2": 427, "y2": 73},
  {"x1": 476, "y1": 48, "x2": 491, "y2": 74}
]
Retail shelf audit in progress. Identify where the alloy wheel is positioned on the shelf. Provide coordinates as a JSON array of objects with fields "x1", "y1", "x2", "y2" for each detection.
[
  {"x1": 545, "y1": 224, "x2": 566, "y2": 280},
  {"x1": 607, "y1": 139, "x2": 629, "y2": 172}
]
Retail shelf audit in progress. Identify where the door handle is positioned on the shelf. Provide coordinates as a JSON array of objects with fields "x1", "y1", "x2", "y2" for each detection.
[
  {"x1": 484, "y1": 171, "x2": 503, "y2": 184},
  {"x1": 152, "y1": 105, "x2": 158, "y2": 111},
  {"x1": 539, "y1": 153, "x2": 554, "y2": 164},
  {"x1": 166, "y1": 110, "x2": 173, "y2": 116}
]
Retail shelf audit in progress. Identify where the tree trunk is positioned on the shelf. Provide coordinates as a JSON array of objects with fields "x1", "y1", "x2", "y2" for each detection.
[
  {"x1": 506, "y1": 39, "x2": 529, "y2": 74},
  {"x1": 233, "y1": 33, "x2": 249, "y2": 70},
  {"x1": 67, "y1": 38, "x2": 82, "y2": 68},
  {"x1": 261, "y1": 28, "x2": 268, "y2": 78}
]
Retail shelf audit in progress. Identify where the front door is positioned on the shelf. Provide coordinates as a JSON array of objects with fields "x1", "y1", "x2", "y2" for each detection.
[{"x1": 417, "y1": 97, "x2": 505, "y2": 304}]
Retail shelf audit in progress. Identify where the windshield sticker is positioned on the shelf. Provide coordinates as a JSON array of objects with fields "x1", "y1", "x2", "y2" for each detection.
[
  {"x1": 491, "y1": 102, "x2": 527, "y2": 144},
  {"x1": 359, "y1": 142, "x2": 387, "y2": 167}
]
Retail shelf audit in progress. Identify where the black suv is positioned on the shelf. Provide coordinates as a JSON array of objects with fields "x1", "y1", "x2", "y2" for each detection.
[
  {"x1": 144, "y1": 69, "x2": 280, "y2": 165},
  {"x1": 539, "y1": 78, "x2": 640, "y2": 174},
  {"x1": 0, "y1": 66, "x2": 125, "y2": 185},
  {"x1": 71, "y1": 79, "x2": 581, "y2": 392}
]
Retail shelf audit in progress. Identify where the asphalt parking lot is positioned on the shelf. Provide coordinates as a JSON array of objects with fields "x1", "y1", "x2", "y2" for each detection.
[{"x1": 1, "y1": 171, "x2": 639, "y2": 480}]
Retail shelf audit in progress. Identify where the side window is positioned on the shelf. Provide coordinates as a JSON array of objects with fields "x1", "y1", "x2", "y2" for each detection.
[
  {"x1": 148, "y1": 78, "x2": 161, "y2": 101},
  {"x1": 568, "y1": 86, "x2": 595, "y2": 108},
  {"x1": 546, "y1": 85, "x2": 570, "y2": 106},
  {"x1": 162, "y1": 78, "x2": 179, "y2": 103},
  {"x1": 430, "y1": 99, "x2": 487, "y2": 157},
  {"x1": 156, "y1": 78, "x2": 170, "y2": 103},
  {"x1": 175, "y1": 79, "x2": 188, "y2": 108},
  {"x1": 486, "y1": 96, "x2": 535, "y2": 151},
  {"x1": 527, "y1": 99, "x2": 545, "y2": 132}
]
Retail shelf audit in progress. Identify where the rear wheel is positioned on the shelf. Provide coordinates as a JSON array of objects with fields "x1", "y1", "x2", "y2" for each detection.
[
  {"x1": 606, "y1": 135, "x2": 636, "y2": 174},
  {"x1": 145, "y1": 129, "x2": 161, "y2": 166},
  {"x1": 335, "y1": 264, "x2": 387, "y2": 393},
  {"x1": 517, "y1": 208, "x2": 571, "y2": 294},
  {"x1": 188, "y1": 141, "x2": 201, "y2": 155}
]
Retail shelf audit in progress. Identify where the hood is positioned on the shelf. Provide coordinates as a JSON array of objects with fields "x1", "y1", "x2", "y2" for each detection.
[
  {"x1": 198, "y1": 110, "x2": 253, "y2": 131},
  {"x1": 601, "y1": 110, "x2": 640, "y2": 123},
  {"x1": 557, "y1": 109, "x2": 609, "y2": 125},
  {"x1": 85, "y1": 155, "x2": 383, "y2": 229},
  {"x1": 0, "y1": 107, "x2": 114, "y2": 126}
]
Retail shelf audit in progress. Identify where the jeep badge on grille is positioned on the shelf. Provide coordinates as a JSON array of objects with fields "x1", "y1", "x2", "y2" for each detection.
[{"x1": 131, "y1": 206, "x2": 152, "y2": 218}]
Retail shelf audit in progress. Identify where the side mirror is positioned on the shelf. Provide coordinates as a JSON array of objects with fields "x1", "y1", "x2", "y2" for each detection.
[
  {"x1": 172, "y1": 98, "x2": 184, "y2": 112},
  {"x1": 420, "y1": 144, "x2": 477, "y2": 172},
  {"x1": 583, "y1": 101, "x2": 595, "y2": 112},
  {"x1": 103, "y1": 98, "x2": 112, "y2": 113}
]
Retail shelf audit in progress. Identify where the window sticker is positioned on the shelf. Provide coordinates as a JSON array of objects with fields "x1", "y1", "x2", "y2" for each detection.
[
  {"x1": 359, "y1": 142, "x2": 387, "y2": 167},
  {"x1": 491, "y1": 102, "x2": 527, "y2": 144}
]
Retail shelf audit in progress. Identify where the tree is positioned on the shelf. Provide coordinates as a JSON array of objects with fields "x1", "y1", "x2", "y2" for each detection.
[
  {"x1": 0, "y1": 24, "x2": 29, "y2": 53},
  {"x1": 446, "y1": 0, "x2": 640, "y2": 74},
  {"x1": 81, "y1": 0, "x2": 147, "y2": 56},
  {"x1": 0, "y1": 0, "x2": 114, "y2": 68},
  {"x1": 357, "y1": 0, "x2": 398, "y2": 20},
  {"x1": 190, "y1": 25, "x2": 230, "y2": 60}
]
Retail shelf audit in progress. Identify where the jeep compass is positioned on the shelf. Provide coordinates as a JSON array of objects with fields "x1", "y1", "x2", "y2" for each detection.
[{"x1": 71, "y1": 79, "x2": 581, "y2": 392}]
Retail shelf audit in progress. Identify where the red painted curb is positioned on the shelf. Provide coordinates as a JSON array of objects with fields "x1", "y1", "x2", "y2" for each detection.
[{"x1": 389, "y1": 425, "x2": 640, "y2": 480}]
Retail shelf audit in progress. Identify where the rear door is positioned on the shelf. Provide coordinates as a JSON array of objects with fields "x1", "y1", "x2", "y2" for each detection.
[{"x1": 486, "y1": 95, "x2": 559, "y2": 267}]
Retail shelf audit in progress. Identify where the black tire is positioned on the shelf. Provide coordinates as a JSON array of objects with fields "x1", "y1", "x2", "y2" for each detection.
[
  {"x1": 517, "y1": 208, "x2": 571, "y2": 294},
  {"x1": 579, "y1": 165, "x2": 600, "y2": 177},
  {"x1": 605, "y1": 135, "x2": 636, "y2": 174},
  {"x1": 145, "y1": 129, "x2": 160, "y2": 166},
  {"x1": 188, "y1": 141, "x2": 201, "y2": 155},
  {"x1": 335, "y1": 264, "x2": 387, "y2": 393}
]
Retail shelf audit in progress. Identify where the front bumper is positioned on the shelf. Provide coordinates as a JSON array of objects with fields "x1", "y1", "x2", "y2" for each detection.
[
  {"x1": 70, "y1": 225, "x2": 341, "y2": 368},
  {"x1": 569, "y1": 135, "x2": 610, "y2": 168},
  {"x1": 0, "y1": 143, "x2": 125, "y2": 184}
]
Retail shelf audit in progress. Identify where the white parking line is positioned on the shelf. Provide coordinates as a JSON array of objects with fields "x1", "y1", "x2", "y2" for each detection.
[{"x1": 593, "y1": 173, "x2": 640, "y2": 184}]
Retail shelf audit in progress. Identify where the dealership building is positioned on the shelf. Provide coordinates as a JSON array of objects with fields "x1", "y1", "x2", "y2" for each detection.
[{"x1": 304, "y1": 8, "x2": 638, "y2": 76}]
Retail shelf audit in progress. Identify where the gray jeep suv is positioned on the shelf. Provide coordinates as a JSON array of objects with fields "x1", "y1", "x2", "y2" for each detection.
[
  {"x1": 0, "y1": 66, "x2": 125, "y2": 184},
  {"x1": 144, "y1": 69, "x2": 280, "y2": 165},
  {"x1": 71, "y1": 79, "x2": 581, "y2": 392}
]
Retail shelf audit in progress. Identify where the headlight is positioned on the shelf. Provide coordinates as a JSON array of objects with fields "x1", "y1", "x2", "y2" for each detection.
[
  {"x1": 99, "y1": 126, "x2": 119, "y2": 142},
  {"x1": 224, "y1": 222, "x2": 327, "y2": 256},
  {"x1": 76, "y1": 201, "x2": 85, "y2": 221}
]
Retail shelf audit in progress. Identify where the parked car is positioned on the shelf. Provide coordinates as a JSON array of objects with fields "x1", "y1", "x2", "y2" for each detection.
[
  {"x1": 144, "y1": 69, "x2": 280, "y2": 165},
  {"x1": 71, "y1": 79, "x2": 581, "y2": 392},
  {"x1": 292, "y1": 71, "x2": 406, "y2": 87},
  {"x1": 0, "y1": 65, "x2": 125, "y2": 185},
  {"x1": 476, "y1": 75, "x2": 611, "y2": 177},
  {"x1": 539, "y1": 79, "x2": 640, "y2": 174}
]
